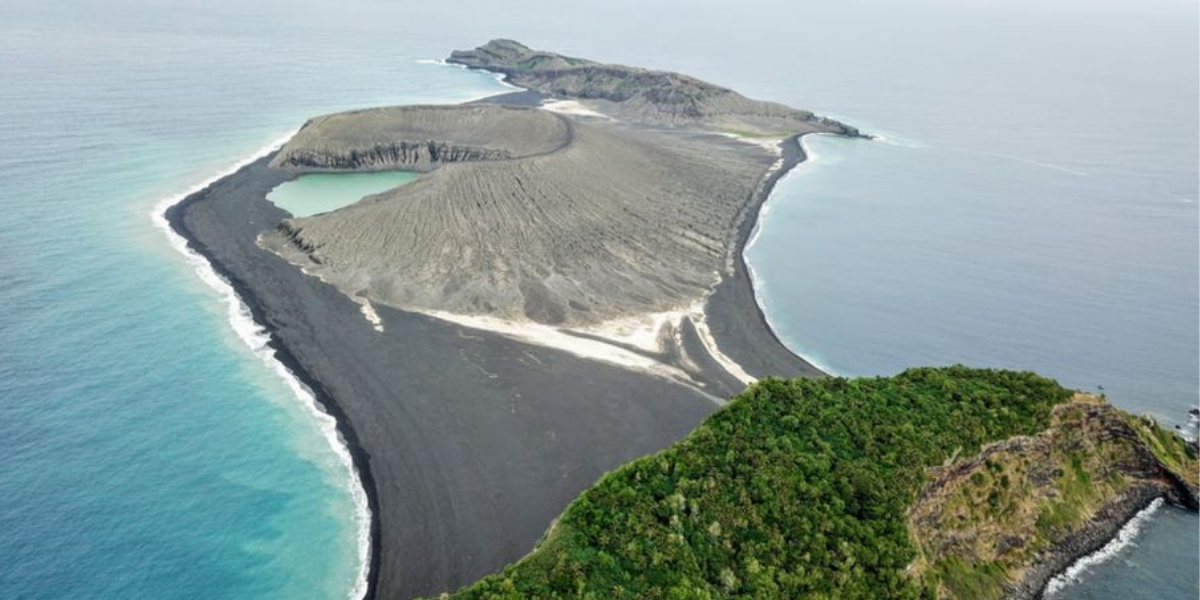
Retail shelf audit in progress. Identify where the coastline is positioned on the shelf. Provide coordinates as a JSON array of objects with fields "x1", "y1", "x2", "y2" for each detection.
[
  {"x1": 1020, "y1": 489, "x2": 1189, "y2": 599},
  {"x1": 741, "y1": 133, "x2": 839, "y2": 376},
  {"x1": 701, "y1": 132, "x2": 827, "y2": 380},
  {"x1": 155, "y1": 147, "x2": 379, "y2": 600},
  {"x1": 1043, "y1": 498, "x2": 1165, "y2": 597},
  {"x1": 163, "y1": 148, "x2": 720, "y2": 599}
]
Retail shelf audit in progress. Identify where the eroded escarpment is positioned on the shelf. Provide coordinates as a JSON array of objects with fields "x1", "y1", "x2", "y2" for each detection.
[
  {"x1": 269, "y1": 104, "x2": 571, "y2": 172},
  {"x1": 265, "y1": 104, "x2": 787, "y2": 326},
  {"x1": 907, "y1": 396, "x2": 1199, "y2": 600}
]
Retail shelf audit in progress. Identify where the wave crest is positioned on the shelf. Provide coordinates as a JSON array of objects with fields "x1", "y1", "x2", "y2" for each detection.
[{"x1": 1044, "y1": 497, "x2": 1164, "y2": 596}]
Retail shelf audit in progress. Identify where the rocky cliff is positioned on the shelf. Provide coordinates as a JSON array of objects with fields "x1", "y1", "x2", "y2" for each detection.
[
  {"x1": 907, "y1": 395, "x2": 1199, "y2": 600},
  {"x1": 269, "y1": 104, "x2": 570, "y2": 172}
]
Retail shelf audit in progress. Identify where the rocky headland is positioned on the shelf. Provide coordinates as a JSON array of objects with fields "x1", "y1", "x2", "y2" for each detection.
[
  {"x1": 420, "y1": 372, "x2": 1198, "y2": 600},
  {"x1": 908, "y1": 395, "x2": 1198, "y2": 599}
]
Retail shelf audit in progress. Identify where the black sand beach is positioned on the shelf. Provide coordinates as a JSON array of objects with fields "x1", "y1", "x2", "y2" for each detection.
[
  {"x1": 705, "y1": 135, "x2": 826, "y2": 380},
  {"x1": 167, "y1": 150, "x2": 773, "y2": 599},
  {"x1": 166, "y1": 126, "x2": 826, "y2": 599},
  {"x1": 163, "y1": 35, "x2": 847, "y2": 597}
]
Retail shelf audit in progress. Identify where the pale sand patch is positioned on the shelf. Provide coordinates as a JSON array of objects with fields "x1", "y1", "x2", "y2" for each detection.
[
  {"x1": 688, "y1": 307, "x2": 758, "y2": 385},
  {"x1": 423, "y1": 299, "x2": 757, "y2": 388},
  {"x1": 576, "y1": 308, "x2": 685, "y2": 354},
  {"x1": 720, "y1": 132, "x2": 785, "y2": 154},
  {"x1": 359, "y1": 299, "x2": 384, "y2": 332},
  {"x1": 540, "y1": 99, "x2": 613, "y2": 120},
  {"x1": 577, "y1": 301, "x2": 756, "y2": 385},
  {"x1": 264, "y1": 232, "x2": 756, "y2": 386},
  {"x1": 422, "y1": 309, "x2": 691, "y2": 381}
]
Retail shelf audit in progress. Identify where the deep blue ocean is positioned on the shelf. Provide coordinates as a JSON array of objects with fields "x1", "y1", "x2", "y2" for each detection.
[{"x1": 0, "y1": 1, "x2": 1194, "y2": 599}]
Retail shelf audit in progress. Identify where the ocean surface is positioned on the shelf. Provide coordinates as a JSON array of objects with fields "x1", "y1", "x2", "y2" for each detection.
[{"x1": 0, "y1": 1, "x2": 1194, "y2": 599}]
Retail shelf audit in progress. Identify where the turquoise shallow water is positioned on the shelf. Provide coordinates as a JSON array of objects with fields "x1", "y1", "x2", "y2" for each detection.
[
  {"x1": 267, "y1": 172, "x2": 420, "y2": 218},
  {"x1": 1, "y1": 1, "x2": 1194, "y2": 599},
  {"x1": 0, "y1": 5, "x2": 511, "y2": 599}
]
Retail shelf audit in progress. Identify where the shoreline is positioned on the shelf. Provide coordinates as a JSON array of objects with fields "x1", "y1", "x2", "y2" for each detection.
[
  {"x1": 740, "y1": 133, "x2": 841, "y2": 376},
  {"x1": 165, "y1": 147, "x2": 720, "y2": 599},
  {"x1": 1043, "y1": 498, "x2": 1165, "y2": 597},
  {"x1": 698, "y1": 131, "x2": 827, "y2": 381},
  {"x1": 726, "y1": 132, "x2": 832, "y2": 378},
  {"x1": 156, "y1": 148, "x2": 379, "y2": 600},
  {"x1": 1020, "y1": 486, "x2": 1192, "y2": 599}
]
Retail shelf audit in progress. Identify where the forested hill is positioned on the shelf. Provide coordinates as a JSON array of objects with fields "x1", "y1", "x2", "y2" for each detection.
[{"x1": 424, "y1": 367, "x2": 1197, "y2": 600}]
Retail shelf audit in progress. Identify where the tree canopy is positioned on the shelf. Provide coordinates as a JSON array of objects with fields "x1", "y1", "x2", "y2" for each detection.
[{"x1": 433, "y1": 367, "x2": 1073, "y2": 600}]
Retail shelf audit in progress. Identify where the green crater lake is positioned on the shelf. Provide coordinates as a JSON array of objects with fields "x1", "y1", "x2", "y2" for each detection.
[{"x1": 267, "y1": 171, "x2": 419, "y2": 217}]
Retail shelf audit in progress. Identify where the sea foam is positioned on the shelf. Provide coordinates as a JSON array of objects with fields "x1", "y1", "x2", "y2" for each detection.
[
  {"x1": 151, "y1": 133, "x2": 373, "y2": 600},
  {"x1": 1043, "y1": 497, "x2": 1165, "y2": 597}
]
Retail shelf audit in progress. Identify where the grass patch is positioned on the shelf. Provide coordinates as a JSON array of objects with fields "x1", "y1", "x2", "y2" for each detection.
[{"x1": 935, "y1": 556, "x2": 1007, "y2": 600}]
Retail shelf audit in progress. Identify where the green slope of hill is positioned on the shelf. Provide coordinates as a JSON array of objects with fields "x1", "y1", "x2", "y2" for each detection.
[{"x1": 426, "y1": 367, "x2": 1196, "y2": 600}]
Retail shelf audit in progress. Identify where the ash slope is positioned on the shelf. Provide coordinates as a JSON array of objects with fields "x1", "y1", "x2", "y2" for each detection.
[
  {"x1": 271, "y1": 106, "x2": 788, "y2": 325},
  {"x1": 267, "y1": 41, "x2": 856, "y2": 327}
]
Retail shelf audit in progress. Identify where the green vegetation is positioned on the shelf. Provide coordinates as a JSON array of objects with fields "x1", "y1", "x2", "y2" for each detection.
[
  {"x1": 1122, "y1": 412, "x2": 1200, "y2": 488},
  {"x1": 430, "y1": 367, "x2": 1076, "y2": 600},
  {"x1": 935, "y1": 556, "x2": 1006, "y2": 600}
]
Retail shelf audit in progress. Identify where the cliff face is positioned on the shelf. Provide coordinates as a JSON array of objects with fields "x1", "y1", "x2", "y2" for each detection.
[
  {"x1": 447, "y1": 39, "x2": 861, "y2": 136},
  {"x1": 907, "y1": 396, "x2": 1199, "y2": 600},
  {"x1": 268, "y1": 104, "x2": 570, "y2": 172},
  {"x1": 273, "y1": 140, "x2": 515, "y2": 171}
]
